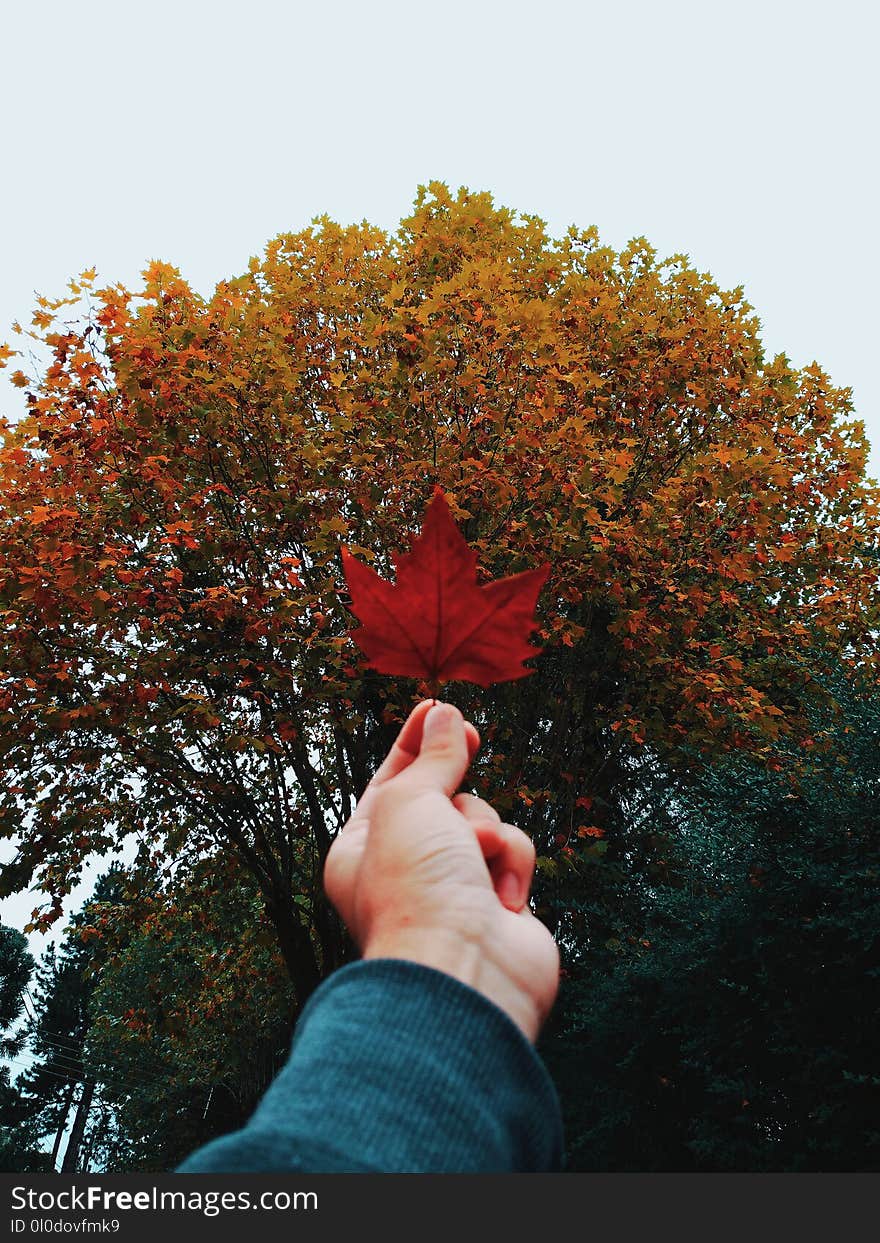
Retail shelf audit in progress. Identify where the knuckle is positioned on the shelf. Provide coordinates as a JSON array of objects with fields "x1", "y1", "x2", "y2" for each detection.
[
  {"x1": 368, "y1": 782, "x2": 397, "y2": 820},
  {"x1": 455, "y1": 791, "x2": 501, "y2": 821},
  {"x1": 505, "y1": 822, "x2": 536, "y2": 863}
]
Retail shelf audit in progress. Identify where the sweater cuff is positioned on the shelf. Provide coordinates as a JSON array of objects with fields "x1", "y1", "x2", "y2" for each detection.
[{"x1": 178, "y1": 958, "x2": 563, "y2": 1173}]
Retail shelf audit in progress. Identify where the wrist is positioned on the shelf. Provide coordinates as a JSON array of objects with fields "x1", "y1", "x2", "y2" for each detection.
[{"x1": 362, "y1": 925, "x2": 542, "y2": 1043}]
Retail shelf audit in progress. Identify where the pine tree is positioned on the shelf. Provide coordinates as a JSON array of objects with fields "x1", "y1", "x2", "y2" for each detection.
[
  {"x1": 543, "y1": 658, "x2": 880, "y2": 1171},
  {"x1": 0, "y1": 925, "x2": 52, "y2": 1171}
]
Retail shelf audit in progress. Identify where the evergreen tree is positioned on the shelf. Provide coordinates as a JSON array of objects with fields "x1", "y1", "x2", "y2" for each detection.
[
  {"x1": 0, "y1": 925, "x2": 52, "y2": 1171},
  {"x1": 12, "y1": 870, "x2": 125, "y2": 1171},
  {"x1": 543, "y1": 661, "x2": 880, "y2": 1170}
]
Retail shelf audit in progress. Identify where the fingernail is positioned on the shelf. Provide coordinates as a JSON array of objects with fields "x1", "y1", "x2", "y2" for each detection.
[
  {"x1": 423, "y1": 702, "x2": 456, "y2": 741},
  {"x1": 497, "y1": 870, "x2": 522, "y2": 909}
]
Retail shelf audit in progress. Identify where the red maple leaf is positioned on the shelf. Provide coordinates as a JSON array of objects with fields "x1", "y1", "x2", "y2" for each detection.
[{"x1": 341, "y1": 488, "x2": 550, "y2": 688}]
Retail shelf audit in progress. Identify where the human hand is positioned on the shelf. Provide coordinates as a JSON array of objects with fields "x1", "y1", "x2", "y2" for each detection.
[{"x1": 323, "y1": 700, "x2": 560, "y2": 1042}]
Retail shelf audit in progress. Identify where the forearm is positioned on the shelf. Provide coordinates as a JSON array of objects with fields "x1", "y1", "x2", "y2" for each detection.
[{"x1": 176, "y1": 959, "x2": 564, "y2": 1174}]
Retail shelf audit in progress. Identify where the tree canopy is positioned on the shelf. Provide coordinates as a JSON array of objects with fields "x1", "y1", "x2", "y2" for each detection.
[{"x1": 1, "y1": 183, "x2": 878, "y2": 1003}]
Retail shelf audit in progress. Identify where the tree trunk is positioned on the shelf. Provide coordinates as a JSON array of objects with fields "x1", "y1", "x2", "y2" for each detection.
[
  {"x1": 263, "y1": 891, "x2": 322, "y2": 1005},
  {"x1": 60, "y1": 1080, "x2": 94, "y2": 1174},
  {"x1": 50, "y1": 1080, "x2": 77, "y2": 1169},
  {"x1": 78, "y1": 1099, "x2": 106, "y2": 1173},
  {"x1": 312, "y1": 894, "x2": 353, "y2": 977}
]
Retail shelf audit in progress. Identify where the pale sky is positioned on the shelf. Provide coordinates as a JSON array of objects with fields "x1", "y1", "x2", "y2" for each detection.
[{"x1": 1, "y1": 0, "x2": 878, "y2": 951}]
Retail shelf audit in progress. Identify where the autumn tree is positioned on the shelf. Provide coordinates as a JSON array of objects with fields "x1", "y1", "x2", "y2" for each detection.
[{"x1": 1, "y1": 182, "x2": 877, "y2": 1001}]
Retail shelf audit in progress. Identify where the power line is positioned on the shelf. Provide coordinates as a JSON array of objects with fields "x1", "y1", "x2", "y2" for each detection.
[
  {"x1": 25, "y1": 1025, "x2": 83, "y2": 1056},
  {"x1": 14, "y1": 1057, "x2": 162, "y2": 1101},
  {"x1": 3, "y1": 1053, "x2": 118, "y2": 1173},
  {"x1": 9, "y1": 1032, "x2": 200, "y2": 1099},
  {"x1": 7, "y1": 1053, "x2": 195, "y2": 1106},
  {"x1": 12, "y1": 1037, "x2": 214, "y2": 1098},
  {"x1": 32, "y1": 1033, "x2": 194, "y2": 1093},
  {"x1": 15, "y1": 1025, "x2": 156, "y2": 1095},
  {"x1": 12, "y1": 997, "x2": 260, "y2": 1111},
  {"x1": 29, "y1": 1027, "x2": 88, "y2": 1057},
  {"x1": 18, "y1": 993, "x2": 186, "y2": 1094},
  {"x1": 5, "y1": 1054, "x2": 87, "y2": 1089},
  {"x1": 4, "y1": 1054, "x2": 113, "y2": 1107},
  {"x1": 4, "y1": 1053, "x2": 222, "y2": 1173}
]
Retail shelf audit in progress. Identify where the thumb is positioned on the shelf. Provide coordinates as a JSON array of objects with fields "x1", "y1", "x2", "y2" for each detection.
[{"x1": 395, "y1": 702, "x2": 471, "y2": 798}]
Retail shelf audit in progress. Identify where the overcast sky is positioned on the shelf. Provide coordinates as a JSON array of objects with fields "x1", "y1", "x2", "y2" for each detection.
[{"x1": 1, "y1": 0, "x2": 877, "y2": 952}]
